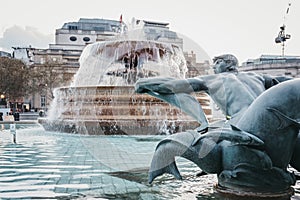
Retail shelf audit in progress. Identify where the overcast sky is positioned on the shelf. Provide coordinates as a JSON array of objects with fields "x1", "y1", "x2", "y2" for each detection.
[{"x1": 0, "y1": 0, "x2": 299, "y2": 63}]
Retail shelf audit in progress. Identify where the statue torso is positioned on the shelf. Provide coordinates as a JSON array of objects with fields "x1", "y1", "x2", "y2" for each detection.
[{"x1": 204, "y1": 72, "x2": 266, "y2": 117}]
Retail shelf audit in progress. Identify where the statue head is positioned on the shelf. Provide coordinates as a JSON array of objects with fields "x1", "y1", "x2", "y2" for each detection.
[{"x1": 212, "y1": 54, "x2": 239, "y2": 74}]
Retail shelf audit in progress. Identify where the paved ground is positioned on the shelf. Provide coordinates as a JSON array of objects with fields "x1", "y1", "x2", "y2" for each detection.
[
  {"x1": 1, "y1": 124, "x2": 300, "y2": 199},
  {"x1": 0, "y1": 125, "x2": 165, "y2": 199}
]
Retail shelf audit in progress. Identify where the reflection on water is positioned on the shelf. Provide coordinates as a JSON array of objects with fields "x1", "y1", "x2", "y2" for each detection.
[{"x1": 0, "y1": 125, "x2": 300, "y2": 199}]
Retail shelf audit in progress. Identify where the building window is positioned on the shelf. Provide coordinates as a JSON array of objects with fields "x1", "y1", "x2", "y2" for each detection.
[
  {"x1": 83, "y1": 37, "x2": 90, "y2": 42},
  {"x1": 70, "y1": 36, "x2": 77, "y2": 41},
  {"x1": 68, "y1": 25, "x2": 78, "y2": 30},
  {"x1": 41, "y1": 95, "x2": 46, "y2": 108}
]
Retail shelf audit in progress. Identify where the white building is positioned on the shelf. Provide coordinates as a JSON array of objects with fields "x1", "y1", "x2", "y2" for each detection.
[
  {"x1": 241, "y1": 55, "x2": 300, "y2": 78},
  {"x1": 49, "y1": 18, "x2": 124, "y2": 51}
]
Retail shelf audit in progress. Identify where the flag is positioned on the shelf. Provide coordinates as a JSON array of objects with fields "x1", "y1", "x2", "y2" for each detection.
[{"x1": 120, "y1": 14, "x2": 123, "y2": 24}]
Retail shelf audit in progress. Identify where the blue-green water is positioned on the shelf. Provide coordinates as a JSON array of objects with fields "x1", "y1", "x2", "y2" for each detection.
[{"x1": 0, "y1": 124, "x2": 300, "y2": 199}]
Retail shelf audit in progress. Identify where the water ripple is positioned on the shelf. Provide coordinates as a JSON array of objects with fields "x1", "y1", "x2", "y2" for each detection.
[{"x1": 1, "y1": 126, "x2": 300, "y2": 199}]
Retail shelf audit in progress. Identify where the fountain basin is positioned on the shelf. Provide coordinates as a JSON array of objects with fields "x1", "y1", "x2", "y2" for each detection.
[{"x1": 39, "y1": 85, "x2": 211, "y2": 135}]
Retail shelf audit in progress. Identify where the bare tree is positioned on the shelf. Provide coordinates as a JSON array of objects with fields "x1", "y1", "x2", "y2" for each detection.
[
  {"x1": 30, "y1": 62, "x2": 68, "y2": 101},
  {"x1": 0, "y1": 58, "x2": 74, "y2": 111}
]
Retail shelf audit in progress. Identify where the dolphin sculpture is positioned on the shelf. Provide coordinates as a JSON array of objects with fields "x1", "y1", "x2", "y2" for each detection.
[
  {"x1": 135, "y1": 77, "x2": 209, "y2": 132},
  {"x1": 148, "y1": 79, "x2": 300, "y2": 194}
]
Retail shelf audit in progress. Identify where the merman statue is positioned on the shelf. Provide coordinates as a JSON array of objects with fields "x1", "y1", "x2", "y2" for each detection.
[{"x1": 135, "y1": 54, "x2": 299, "y2": 198}]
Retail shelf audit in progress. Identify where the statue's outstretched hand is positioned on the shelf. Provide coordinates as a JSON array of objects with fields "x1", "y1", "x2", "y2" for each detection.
[{"x1": 135, "y1": 77, "x2": 176, "y2": 94}]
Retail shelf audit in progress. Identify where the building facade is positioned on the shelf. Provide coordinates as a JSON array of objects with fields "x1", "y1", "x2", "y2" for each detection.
[
  {"x1": 0, "y1": 51, "x2": 11, "y2": 58},
  {"x1": 240, "y1": 55, "x2": 300, "y2": 78},
  {"x1": 50, "y1": 18, "x2": 124, "y2": 51},
  {"x1": 184, "y1": 51, "x2": 210, "y2": 77},
  {"x1": 12, "y1": 18, "x2": 210, "y2": 113}
]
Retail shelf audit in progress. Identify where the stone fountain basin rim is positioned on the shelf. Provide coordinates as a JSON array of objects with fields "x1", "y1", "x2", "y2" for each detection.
[
  {"x1": 56, "y1": 85, "x2": 210, "y2": 96},
  {"x1": 57, "y1": 85, "x2": 137, "y2": 90}
]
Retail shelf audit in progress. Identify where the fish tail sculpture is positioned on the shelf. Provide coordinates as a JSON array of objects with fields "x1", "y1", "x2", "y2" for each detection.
[
  {"x1": 148, "y1": 127, "x2": 264, "y2": 184},
  {"x1": 148, "y1": 130, "x2": 222, "y2": 184},
  {"x1": 148, "y1": 79, "x2": 300, "y2": 195}
]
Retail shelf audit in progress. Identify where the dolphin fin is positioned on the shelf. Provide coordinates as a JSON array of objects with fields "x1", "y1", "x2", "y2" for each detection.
[
  {"x1": 148, "y1": 161, "x2": 182, "y2": 184},
  {"x1": 230, "y1": 125, "x2": 264, "y2": 146},
  {"x1": 192, "y1": 126, "x2": 264, "y2": 146},
  {"x1": 267, "y1": 107, "x2": 300, "y2": 129}
]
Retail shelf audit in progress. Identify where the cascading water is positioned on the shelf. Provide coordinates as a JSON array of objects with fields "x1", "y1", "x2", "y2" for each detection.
[
  {"x1": 72, "y1": 40, "x2": 187, "y2": 86},
  {"x1": 42, "y1": 28, "x2": 211, "y2": 135}
]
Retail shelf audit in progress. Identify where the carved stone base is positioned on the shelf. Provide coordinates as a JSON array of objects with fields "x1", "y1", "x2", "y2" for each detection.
[
  {"x1": 215, "y1": 184, "x2": 294, "y2": 200},
  {"x1": 40, "y1": 86, "x2": 212, "y2": 135}
]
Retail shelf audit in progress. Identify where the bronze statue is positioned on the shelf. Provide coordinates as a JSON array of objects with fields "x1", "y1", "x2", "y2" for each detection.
[
  {"x1": 135, "y1": 54, "x2": 291, "y2": 130},
  {"x1": 135, "y1": 54, "x2": 299, "y2": 197}
]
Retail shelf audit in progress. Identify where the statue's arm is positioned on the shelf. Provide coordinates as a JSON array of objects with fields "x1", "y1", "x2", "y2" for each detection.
[
  {"x1": 135, "y1": 77, "x2": 209, "y2": 94},
  {"x1": 158, "y1": 77, "x2": 209, "y2": 94},
  {"x1": 135, "y1": 77, "x2": 209, "y2": 130},
  {"x1": 135, "y1": 77, "x2": 176, "y2": 93}
]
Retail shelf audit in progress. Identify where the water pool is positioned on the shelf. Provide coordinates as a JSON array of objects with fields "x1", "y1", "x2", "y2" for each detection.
[{"x1": 0, "y1": 125, "x2": 299, "y2": 199}]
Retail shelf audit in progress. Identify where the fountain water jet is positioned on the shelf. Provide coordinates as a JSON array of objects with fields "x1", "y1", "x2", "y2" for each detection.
[{"x1": 39, "y1": 33, "x2": 211, "y2": 135}]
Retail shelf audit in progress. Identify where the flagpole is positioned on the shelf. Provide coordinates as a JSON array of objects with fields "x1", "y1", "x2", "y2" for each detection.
[{"x1": 120, "y1": 14, "x2": 123, "y2": 34}]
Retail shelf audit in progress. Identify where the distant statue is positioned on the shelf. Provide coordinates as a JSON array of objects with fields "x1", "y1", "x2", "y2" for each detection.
[
  {"x1": 129, "y1": 52, "x2": 138, "y2": 70},
  {"x1": 135, "y1": 54, "x2": 300, "y2": 198},
  {"x1": 122, "y1": 54, "x2": 130, "y2": 73},
  {"x1": 121, "y1": 52, "x2": 139, "y2": 84}
]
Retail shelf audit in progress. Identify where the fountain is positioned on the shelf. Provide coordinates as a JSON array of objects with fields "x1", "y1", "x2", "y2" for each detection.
[
  {"x1": 5, "y1": 21, "x2": 300, "y2": 199},
  {"x1": 39, "y1": 33, "x2": 211, "y2": 135},
  {"x1": 137, "y1": 55, "x2": 300, "y2": 199}
]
